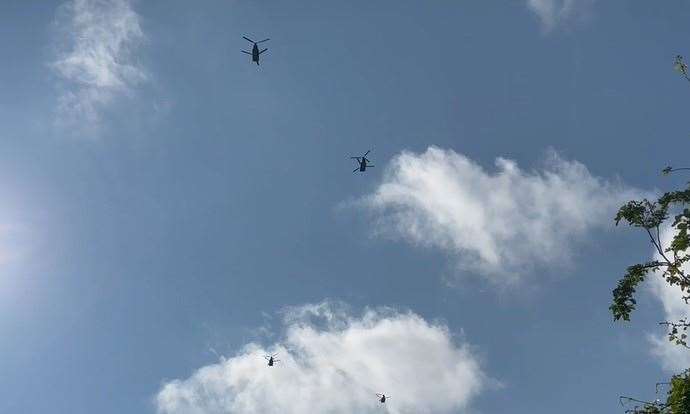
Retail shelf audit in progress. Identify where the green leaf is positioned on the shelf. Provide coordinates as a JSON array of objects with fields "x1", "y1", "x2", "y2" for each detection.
[{"x1": 610, "y1": 262, "x2": 661, "y2": 321}]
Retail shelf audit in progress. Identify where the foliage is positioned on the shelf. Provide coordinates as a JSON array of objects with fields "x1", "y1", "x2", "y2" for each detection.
[
  {"x1": 612, "y1": 180, "x2": 690, "y2": 324},
  {"x1": 660, "y1": 319, "x2": 690, "y2": 348},
  {"x1": 612, "y1": 160, "x2": 690, "y2": 413},
  {"x1": 620, "y1": 370, "x2": 690, "y2": 413}
]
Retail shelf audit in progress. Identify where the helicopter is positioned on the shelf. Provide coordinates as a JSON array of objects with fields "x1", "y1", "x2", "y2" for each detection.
[
  {"x1": 675, "y1": 55, "x2": 690, "y2": 81},
  {"x1": 351, "y1": 150, "x2": 374, "y2": 173},
  {"x1": 376, "y1": 393, "x2": 389, "y2": 404},
  {"x1": 242, "y1": 36, "x2": 269, "y2": 65},
  {"x1": 264, "y1": 353, "x2": 280, "y2": 367}
]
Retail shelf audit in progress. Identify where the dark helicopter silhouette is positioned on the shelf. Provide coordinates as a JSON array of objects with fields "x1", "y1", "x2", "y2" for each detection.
[
  {"x1": 376, "y1": 393, "x2": 389, "y2": 404},
  {"x1": 351, "y1": 150, "x2": 374, "y2": 173},
  {"x1": 675, "y1": 55, "x2": 690, "y2": 81},
  {"x1": 264, "y1": 353, "x2": 280, "y2": 367},
  {"x1": 242, "y1": 36, "x2": 269, "y2": 65}
]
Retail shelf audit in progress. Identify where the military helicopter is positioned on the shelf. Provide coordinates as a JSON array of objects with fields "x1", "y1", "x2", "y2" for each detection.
[
  {"x1": 242, "y1": 36, "x2": 269, "y2": 65},
  {"x1": 376, "y1": 393, "x2": 389, "y2": 404},
  {"x1": 264, "y1": 353, "x2": 280, "y2": 367},
  {"x1": 675, "y1": 55, "x2": 689, "y2": 78},
  {"x1": 351, "y1": 150, "x2": 374, "y2": 173}
]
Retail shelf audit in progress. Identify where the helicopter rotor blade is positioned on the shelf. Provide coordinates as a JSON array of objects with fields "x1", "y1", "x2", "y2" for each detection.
[
  {"x1": 363, "y1": 150, "x2": 371, "y2": 157},
  {"x1": 243, "y1": 36, "x2": 255, "y2": 43},
  {"x1": 350, "y1": 157, "x2": 361, "y2": 160},
  {"x1": 353, "y1": 168, "x2": 360, "y2": 173},
  {"x1": 256, "y1": 38, "x2": 270, "y2": 43},
  {"x1": 259, "y1": 48, "x2": 268, "y2": 54},
  {"x1": 241, "y1": 50, "x2": 251, "y2": 54}
]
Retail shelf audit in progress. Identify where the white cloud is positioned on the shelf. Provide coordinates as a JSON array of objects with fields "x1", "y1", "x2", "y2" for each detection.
[
  {"x1": 358, "y1": 147, "x2": 640, "y2": 283},
  {"x1": 648, "y1": 227, "x2": 690, "y2": 372},
  {"x1": 156, "y1": 302, "x2": 487, "y2": 414},
  {"x1": 51, "y1": 0, "x2": 146, "y2": 131},
  {"x1": 526, "y1": 0, "x2": 595, "y2": 32}
]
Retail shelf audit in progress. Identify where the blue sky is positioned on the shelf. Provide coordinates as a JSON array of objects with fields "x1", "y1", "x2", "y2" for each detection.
[{"x1": 2, "y1": 1, "x2": 690, "y2": 413}]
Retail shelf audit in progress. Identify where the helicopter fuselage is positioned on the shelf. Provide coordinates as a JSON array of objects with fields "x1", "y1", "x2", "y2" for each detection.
[{"x1": 252, "y1": 44, "x2": 260, "y2": 63}]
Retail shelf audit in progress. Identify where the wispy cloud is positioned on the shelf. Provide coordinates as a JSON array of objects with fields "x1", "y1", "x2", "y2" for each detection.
[
  {"x1": 156, "y1": 302, "x2": 487, "y2": 414},
  {"x1": 51, "y1": 0, "x2": 146, "y2": 132},
  {"x1": 526, "y1": 0, "x2": 595, "y2": 32},
  {"x1": 357, "y1": 147, "x2": 641, "y2": 283}
]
